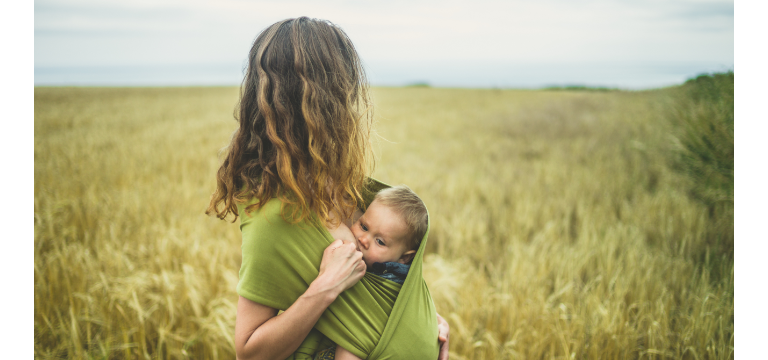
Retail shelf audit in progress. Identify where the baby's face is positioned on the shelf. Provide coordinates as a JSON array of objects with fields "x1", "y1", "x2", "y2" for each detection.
[{"x1": 350, "y1": 200, "x2": 413, "y2": 268}]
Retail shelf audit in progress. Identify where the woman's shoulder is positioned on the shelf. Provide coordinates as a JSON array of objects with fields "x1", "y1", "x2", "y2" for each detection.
[
  {"x1": 237, "y1": 197, "x2": 324, "y2": 241},
  {"x1": 237, "y1": 197, "x2": 282, "y2": 225}
]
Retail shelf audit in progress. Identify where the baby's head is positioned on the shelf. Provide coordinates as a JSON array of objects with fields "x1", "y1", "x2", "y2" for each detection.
[{"x1": 350, "y1": 185, "x2": 428, "y2": 268}]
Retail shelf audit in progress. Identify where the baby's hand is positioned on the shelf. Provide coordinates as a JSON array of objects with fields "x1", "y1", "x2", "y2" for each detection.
[{"x1": 437, "y1": 313, "x2": 450, "y2": 360}]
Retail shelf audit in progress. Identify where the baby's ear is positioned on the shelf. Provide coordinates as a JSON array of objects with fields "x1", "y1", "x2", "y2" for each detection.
[{"x1": 398, "y1": 250, "x2": 417, "y2": 264}]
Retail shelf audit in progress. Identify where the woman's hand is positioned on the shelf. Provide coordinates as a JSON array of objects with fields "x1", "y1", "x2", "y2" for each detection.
[
  {"x1": 436, "y1": 312, "x2": 450, "y2": 360},
  {"x1": 235, "y1": 240, "x2": 365, "y2": 360},
  {"x1": 311, "y1": 239, "x2": 366, "y2": 298}
]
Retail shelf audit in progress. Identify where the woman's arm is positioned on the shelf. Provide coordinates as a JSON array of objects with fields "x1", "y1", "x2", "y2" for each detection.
[{"x1": 235, "y1": 239, "x2": 366, "y2": 360}]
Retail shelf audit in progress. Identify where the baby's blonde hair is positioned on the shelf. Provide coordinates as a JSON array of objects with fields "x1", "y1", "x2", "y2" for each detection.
[{"x1": 373, "y1": 185, "x2": 428, "y2": 251}]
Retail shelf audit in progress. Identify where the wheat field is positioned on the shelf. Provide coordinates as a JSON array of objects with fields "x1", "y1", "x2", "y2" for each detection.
[{"x1": 34, "y1": 86, "x2": 733, "y2": 359}]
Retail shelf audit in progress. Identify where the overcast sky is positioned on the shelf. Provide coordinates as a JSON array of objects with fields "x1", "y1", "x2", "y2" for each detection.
[{"x1": 34, "y1": 0, "x2": 734, "y2": 88}]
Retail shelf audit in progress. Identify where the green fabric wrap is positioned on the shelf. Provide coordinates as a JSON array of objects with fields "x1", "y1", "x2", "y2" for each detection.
[{"x1": 237, "y1": 179, "x2": 439, "y2": 360}]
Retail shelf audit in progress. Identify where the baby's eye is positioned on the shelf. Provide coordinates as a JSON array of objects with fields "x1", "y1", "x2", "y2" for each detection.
[
  {"x1": 361, "y1": 223, "x2": 368, "y2": 231},
  {"x1": 376, "y1": 239, "x2": 385, "y2": 246}
]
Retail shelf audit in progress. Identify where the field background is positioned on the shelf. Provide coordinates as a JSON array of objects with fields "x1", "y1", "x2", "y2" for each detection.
[{"x1": 34, "y1": 85, "x2": 733, "y2": 359}]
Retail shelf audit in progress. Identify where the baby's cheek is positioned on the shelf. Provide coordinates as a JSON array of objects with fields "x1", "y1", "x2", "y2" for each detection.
[{"x1": 350, "y1": 224, "x2": 361, "y2": 238}]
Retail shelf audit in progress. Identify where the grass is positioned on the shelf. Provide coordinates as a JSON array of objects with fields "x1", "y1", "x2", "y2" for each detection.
[
  {"x1": 34, "y1": 84, "x2": 733, "y2": 359},
  {"x1": 666, "y1": 72, "x2": 734, "y2": 267}
]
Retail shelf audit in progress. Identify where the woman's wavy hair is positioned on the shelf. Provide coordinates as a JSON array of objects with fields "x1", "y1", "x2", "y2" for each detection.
[{"x1": 207, "y1": 17, "x2": 374, "y2": 224}]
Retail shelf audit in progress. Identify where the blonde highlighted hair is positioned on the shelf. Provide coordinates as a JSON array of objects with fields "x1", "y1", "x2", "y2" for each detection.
[
  {"x1": 373, "y1": 185, "x2": 428, "y2": 251},
  {"x1": 207, "y1": 17, "x2": 374, "y2": 224}
]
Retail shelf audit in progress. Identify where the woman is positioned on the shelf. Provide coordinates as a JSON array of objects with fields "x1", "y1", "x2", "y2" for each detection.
[{"x1": 207, "y1": 17, "x2": 449, "y2": 360}]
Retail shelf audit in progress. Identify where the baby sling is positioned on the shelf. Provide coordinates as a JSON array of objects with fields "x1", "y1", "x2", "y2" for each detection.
[{"x1": 237, "y1": 179, "x2": 439, "y2": 359}]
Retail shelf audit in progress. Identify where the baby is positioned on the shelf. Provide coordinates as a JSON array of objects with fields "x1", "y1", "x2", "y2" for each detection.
[{"x1": 320, "y1": 185, "x2": 428, "y2": 360}]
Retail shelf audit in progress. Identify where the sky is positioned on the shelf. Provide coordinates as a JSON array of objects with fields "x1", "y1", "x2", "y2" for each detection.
[{"x1": 34, "y1": 0, "x2": 734, "y2": 88}]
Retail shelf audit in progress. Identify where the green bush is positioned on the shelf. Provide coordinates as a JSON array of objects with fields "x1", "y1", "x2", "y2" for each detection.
[
  {"x1": 677, "y1": 72, "x2": 734, "y2": 204},
  {"x1": 669, "y1": 71, "x2": 734, "y2": 262}
]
